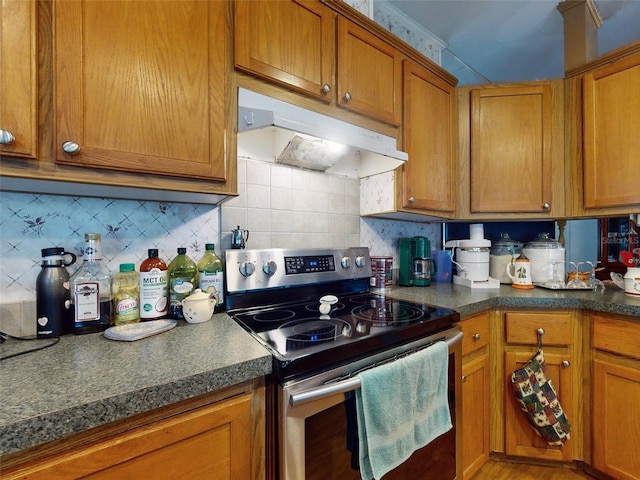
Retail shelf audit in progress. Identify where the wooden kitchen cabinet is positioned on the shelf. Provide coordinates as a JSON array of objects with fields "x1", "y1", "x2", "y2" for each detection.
[
  {"x1": 234, "y1": 0, "x2": 335, "y2": 102},
  {"x1": 565, "y1": 41, "x2": 640, "y2": 217},
  {"x1": 234, "y1": 1, "x2": 401, "y2": 126},
  {"x1": 398, "y1": 59, "x2": 456, "y2": 217},
  {"x1": 582, "y1": 50, "x2": 640, "y2": 210},
  {"x1": 0, "y1": 0, "x2": 38, "y2": 159},
  {"x1": 54, "y1": 0, "x2": 228, "y2": 181},
  {"x1": 460, "y1": 312, "x2": 490, "y2": 479},
  {"x1": 456, "y1": 81, "x2": 565, "y2": 220},
  {"x1": 0, "y1": 382, "x2": 265, "y2": 480},
  {"x1": 335, "y1": 16, "x2": 402, "y2": 125},
  {"x1": 591, "y1": 314, "x2": 640, "y2": 480},
  {"x1": 501, "y1": 310, "x2": 579, "y2": 462}
]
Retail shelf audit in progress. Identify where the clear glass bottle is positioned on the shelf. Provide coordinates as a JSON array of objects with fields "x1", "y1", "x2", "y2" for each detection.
[
  {"x1": 197, "y1": 243, "x2": 225, "y2": 313},
  {"x1": 167, "y1": 247, "x2": 197, "y2": 320},
  {"x1": 71, "y1": 233, "x2": 113, "y2": 334},
  {"x1": 139, "y1": 249, "x2": 168, "y2": 320},
  {"x1": 113, "y1": 263, "x2": 140, "y2": 325}
]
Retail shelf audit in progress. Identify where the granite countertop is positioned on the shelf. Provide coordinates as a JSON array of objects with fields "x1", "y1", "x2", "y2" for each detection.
[
  {"x1": 1, "y1": 283, "x2": 638, "y2": 458},
  {"x1": 0, "y1": 314, "x2": 272, "y2": 457},
  {"x1": 375, "y1": 282, "x2": 640, "y2": 319}
]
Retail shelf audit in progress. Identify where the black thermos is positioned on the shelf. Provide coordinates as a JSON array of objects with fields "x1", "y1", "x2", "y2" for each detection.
[{"x1": 36, "y1": 247, "x2": 77, "y2": 337}]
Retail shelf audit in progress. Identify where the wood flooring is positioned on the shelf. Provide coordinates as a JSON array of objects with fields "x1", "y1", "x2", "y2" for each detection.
[{"x1": 471, "y1": 460, "x2": 594, "y2": 480}]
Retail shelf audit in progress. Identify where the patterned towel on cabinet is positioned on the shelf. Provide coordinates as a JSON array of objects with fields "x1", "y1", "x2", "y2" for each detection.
[{"x1": 511, "y1": 349, "x2": 571, "y2": 447}]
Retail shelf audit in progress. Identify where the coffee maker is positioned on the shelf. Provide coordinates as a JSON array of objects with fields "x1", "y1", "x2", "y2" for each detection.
[{"x1": 398, "y1": 236, "x2": 435, "y2": 287}]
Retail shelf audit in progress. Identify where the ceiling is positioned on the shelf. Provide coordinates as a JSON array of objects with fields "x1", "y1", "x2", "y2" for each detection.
[{"x1": 385, "y1": 0, "x2": 640, "y2": 84}]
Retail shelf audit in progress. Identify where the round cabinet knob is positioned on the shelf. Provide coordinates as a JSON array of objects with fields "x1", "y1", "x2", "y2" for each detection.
[
  {"x1": 262, "y1": 260, "x2": 277, "y2": 276},
  {"x1": 408, "y1": 196, "x2": 415, "y2": 203},
  {"x1": 343, "y1": 92, "x2": 352, "y2": 102},
  {"x1": 0, "y1": 129, "x2": 16, "y2": 145},
  {"x1": 341, "y1": 256, "x2": 351, "y2": 269},
  {"x1": 239, "y1": 261, "x2": 255, "y2": 277},
  {"x1": 62, "y1": 141, "x2": 81, "y2": 155},
  {"x1": 542, "y1": 202, "x2": 551, "y2": 210},
  {"x1": 562, "y1": 360, "x2": 570, "y2": 367},
  {"x1": 473, "y1": 333, "x2": 481, "y2": 341},
  {"x1": 321, "y1": 84, "x2": 331, "y2": 94},
  {"x1": 461, "y1": 375, "x2": 467, "y2": 383},
  {"x1": 355, "y1": 256, "x2": 365, "y2": 268}
]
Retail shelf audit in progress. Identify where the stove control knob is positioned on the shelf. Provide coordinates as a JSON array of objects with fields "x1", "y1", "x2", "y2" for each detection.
[
  {"x1": 239, "y1": 261, "x2": 255, "y2": 277},
  {"x1": 341, "y1": 256, "x2": 351, "y2": 268},
  {"x1": 262, "y1": 260, "x2": 277, "y2": 276},
  {"x1": 355, "y1": 256, "x2": 365, "y2": 268}
]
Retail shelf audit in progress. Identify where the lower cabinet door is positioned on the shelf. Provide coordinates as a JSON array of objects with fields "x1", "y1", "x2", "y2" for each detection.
[
  {"x1": 2, "y1": 394, "x2": 253, "y2": 480},
  {"x1": 592, "y1": 359, "x2": 640, "y2": 480},
  {"x1": 504, "y1": 350, "x2": 573, "y2": 462},
  {"x1": 462, "y1": 353, "x2": 490, "y2": 479}
]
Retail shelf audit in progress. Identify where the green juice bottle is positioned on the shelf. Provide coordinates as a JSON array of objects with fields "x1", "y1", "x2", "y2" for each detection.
[
  {"x1": 197, "y1": 243, "x2": 225, "y2": 313},
  {"x1": 167, "y1": 247, "x2": 197, "y2": 320}
]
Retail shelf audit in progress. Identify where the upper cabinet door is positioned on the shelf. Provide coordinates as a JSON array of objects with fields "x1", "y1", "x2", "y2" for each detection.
[
  {"x1": 469, "y1": 85, "x2": 553, "y2": 214},
  {"x1": 336, "y1": 16, "x2": 402, "y2": 126},
  {"x1": 0, "y1": 0, "x2": 37, "y2": 159},
  {"x1": 234, "y1": 0, "x2": 335, "y2": 102},
  {"x1": 400, "y1": 60, "x2": 455, "y2": 215},
  {"x1": 583, "y1": 51, "x2": 640, "y2": 209},
  {"x1": 54, "y1": 1, "x2": 228, "y2": 180}
]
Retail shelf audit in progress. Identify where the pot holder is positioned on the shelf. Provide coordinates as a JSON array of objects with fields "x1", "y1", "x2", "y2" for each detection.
[{"x1": 510, "y1": 349, "x2": 571, "y2": 446}]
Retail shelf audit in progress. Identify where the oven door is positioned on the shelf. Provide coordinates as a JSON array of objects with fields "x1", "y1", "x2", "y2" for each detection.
[{"x1": 279, "y1": 327, "x2": 463, "y2": 480}]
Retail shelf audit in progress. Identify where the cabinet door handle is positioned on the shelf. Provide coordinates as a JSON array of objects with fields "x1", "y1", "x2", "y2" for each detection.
[
  {"x1": 0, "y1": 129, "x2": 16, "y2": 145},
  {"x1": 542, "y1": 202, "x2": 551, "y2": 210},
  {"x1": 562, "y1": 360, "x2": 570, "y2": 367},
  {"x1": 343, "y1": 91, "x2": 352, "y2": 102},
  {"x1": 321, "y1": 84, "x2": 331, "y2": 94},
  {"x1": 62, "y1": 141, "x2": 81, "y2": 155},
  {"x1": 473, "y1": 333, "x2": 481, "y2": 340},
  {"x1": 461, "y1": 375, "x2": 467, "y2": 383},
  {"x1": 408, "y1": 196, "x2": 415, "y2": 203}
]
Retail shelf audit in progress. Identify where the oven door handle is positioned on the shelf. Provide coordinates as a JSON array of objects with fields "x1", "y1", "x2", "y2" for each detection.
[{"x1": 289, "y1": 330, "x2": 463, "y2": 407}]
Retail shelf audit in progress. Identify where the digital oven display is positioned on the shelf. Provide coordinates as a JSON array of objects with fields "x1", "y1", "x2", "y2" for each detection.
[{"x1": 284, "y1": 255, "x2": 336, "y2": 274}]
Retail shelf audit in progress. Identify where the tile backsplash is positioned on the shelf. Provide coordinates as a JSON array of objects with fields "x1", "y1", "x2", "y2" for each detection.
[
  {"x1": 0, "y1": 192, "x2": 220, "y2": 304},
  {"x1": 221, "y1": 158, "x2": 362, "y2": 250},
  {"x1": 1, "y1": 166, "x2": 442, "y2": 309}
]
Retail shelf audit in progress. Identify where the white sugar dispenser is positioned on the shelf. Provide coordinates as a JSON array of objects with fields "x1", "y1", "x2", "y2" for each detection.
[{"x1": 445, "y1": 223, "x2": 500, "y2": 288}]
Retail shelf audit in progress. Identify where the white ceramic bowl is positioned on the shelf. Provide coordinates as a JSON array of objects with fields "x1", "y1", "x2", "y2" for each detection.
[{"x1": 181, "y1": 289, "x2": 215, "y2": 324}]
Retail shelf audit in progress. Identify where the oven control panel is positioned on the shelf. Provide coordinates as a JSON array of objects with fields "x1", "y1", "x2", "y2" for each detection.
[
  {"x1": 284, "y1": 254, "x2": 335, "y2": 274},
  {"x1": 226, "y1": 247, "x2": 371, "y2": 293}
]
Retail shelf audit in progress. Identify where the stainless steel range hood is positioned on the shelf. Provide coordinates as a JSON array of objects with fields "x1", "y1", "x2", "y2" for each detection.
[{"x1": 237, "y1": 88, "x2": 408, "y2": 178}]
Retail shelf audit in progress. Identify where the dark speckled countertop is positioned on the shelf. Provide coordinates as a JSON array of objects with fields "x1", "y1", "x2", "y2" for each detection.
[
  {"x1": 1, "y1": 284, "x2": 638, "y2": 458},
  {"x1": 374, "y1": 283, "x2": 640, "y2": 319},
  {"x1": 0, "y1": 315, "x2": 272, "y2": 457}
]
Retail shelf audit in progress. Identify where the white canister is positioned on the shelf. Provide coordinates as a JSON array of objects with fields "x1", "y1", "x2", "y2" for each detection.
[
  {"x1": 522, "y1": 234, "x2": 565, "y2": 284},
  {"x1": 489, "y1": 233, "x2": 523, "y2": 284},
  {"x1": 456, "y1": 247, "x2": 490, "y2": 281},
  {"x1": 624, "y1": 267, "x2": 640, "y2": 297}
]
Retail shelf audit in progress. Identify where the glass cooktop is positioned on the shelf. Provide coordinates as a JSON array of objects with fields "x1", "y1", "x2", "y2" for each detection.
[{"x1": 229, "y1": 293, "x2": 459, "y2": 381}]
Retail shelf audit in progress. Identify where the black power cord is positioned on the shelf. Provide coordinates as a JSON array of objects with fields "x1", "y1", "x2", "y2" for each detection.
[{"x1": 0, "y1": 331, "x2": 60, "y2": 360}]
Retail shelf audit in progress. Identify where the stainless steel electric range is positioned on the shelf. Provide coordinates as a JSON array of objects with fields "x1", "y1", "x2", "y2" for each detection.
[{"x1": 225, "y1": 247, "x2": 462, "y2": 480}]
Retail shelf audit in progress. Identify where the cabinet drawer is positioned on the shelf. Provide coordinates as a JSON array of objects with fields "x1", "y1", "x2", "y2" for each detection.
[
  {"x1": 505, "y1": 311, "x2": 572, "y2": 346},
  {"x1": 461, "y1": 312, "x2": 490, "y2": 355},
  {"x1": 593, "y1": 314, "x2": 640, "y2": 359}
]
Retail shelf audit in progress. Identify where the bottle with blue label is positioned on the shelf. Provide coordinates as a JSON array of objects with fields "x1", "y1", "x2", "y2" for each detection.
[{"x1": 167, "y1": 247, "x2": 196, "y2": 320}]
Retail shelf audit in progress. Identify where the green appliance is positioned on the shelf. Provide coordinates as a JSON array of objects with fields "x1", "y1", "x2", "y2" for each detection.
[{"x1": 398, "y1": 236, "x2": 436, "y2": 287}]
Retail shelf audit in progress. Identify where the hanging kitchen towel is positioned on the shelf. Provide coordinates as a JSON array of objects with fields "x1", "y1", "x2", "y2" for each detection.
[
  {"x1": 355, "y1": 341, "x2": 452, "y2": 480},
  {"x1": 511, "y1": 349, "x2": 571, "y2": 447}
]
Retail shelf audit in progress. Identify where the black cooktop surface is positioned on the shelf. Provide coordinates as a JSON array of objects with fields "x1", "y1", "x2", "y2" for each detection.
[{"x1": 229, "y1": 293, "x2": 459, "y2": 381}]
